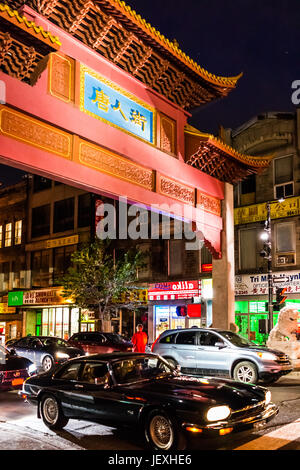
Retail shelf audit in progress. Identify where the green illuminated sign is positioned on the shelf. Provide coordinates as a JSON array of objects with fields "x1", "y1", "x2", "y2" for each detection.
[{"x1": 8, "y1": 291, "x2": 24, "y2": 306}]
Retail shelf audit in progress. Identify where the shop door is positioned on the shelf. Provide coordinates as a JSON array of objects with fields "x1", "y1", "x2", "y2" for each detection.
[
  {"x1": 249, "y1": 314, "x2": 268, "y2": 345},
  {"x1": 235, "y1": 315, "x2": 248, "y2": 340}
]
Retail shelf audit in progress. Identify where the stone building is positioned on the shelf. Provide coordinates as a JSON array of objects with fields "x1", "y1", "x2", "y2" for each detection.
[{"x1": 228, "y1": 110, "x2": 300, "y2": 344}]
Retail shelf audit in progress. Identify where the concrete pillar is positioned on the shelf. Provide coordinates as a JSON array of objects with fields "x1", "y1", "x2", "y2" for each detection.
[{"x1": 212, "y1": 182, "x2": 236, "y2": 331}]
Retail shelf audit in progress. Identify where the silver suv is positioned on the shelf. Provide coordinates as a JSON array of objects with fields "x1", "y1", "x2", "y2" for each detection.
[{"x1": 152, "y1": 328, "x2": 293, "y2": 384}]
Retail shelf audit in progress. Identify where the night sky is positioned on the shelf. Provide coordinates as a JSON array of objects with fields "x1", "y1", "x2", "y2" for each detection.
[
  {"x1": 1, "y1": 0, "x2": 299, "y2": 185},
  {"x1": 125, "y1": 0, "x2": 299, "y2": 132}
]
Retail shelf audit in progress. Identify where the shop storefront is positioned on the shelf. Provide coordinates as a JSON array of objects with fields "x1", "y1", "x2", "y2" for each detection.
[
  {"x1": 8, "y1": 288, "x2": 80, "y2": 340},
  {"x1": 0, "y1": 300, "x2": 22, "y2": 343},
  {"x1": 148, "y1": 281, "x2": 205, "y2": 342},
  {"x1": 235, "y1": 271, "x2": 300, "y2": 344}
]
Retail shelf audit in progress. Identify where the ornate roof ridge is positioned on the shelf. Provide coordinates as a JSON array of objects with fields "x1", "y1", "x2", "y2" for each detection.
[
  {"x1": 184, "y1": 124, "x2": 274, "y2": 169},
  {"x1": 107, "y1": 0, "x2": 243, "y2": 89},
  {"x1": 0, "y1": 2, "x2": 61, "y2": 46}
]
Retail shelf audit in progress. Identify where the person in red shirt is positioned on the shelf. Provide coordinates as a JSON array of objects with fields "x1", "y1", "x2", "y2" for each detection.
[{"x1": 131, "y1": 324, "x2": 148, "y2": 353}]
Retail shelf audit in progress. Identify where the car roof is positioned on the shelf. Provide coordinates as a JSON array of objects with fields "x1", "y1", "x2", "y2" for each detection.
[
  {"x1": 159, "y1": 327, "x2": 229, "y2": 336},
  {"x1": 68, "y1": 352, "x2": 154, "y2": 363}
]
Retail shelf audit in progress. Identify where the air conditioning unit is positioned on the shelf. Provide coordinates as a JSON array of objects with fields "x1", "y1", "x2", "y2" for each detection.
[{"x1": 275, "y1": 252, "x2": 296, "y2": 266}]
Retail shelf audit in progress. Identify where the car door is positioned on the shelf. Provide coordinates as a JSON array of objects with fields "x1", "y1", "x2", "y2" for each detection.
[
  {"x1": 11, "y1": 337, "x2": 32, "y2": 360},
  {"x1": 27, "y1": 338, "x2": 44, "y2": 366},
  {"x1": 172, "y1": 330, "x2": 198, "y2": 371},
  {"x1": 196, "y1": 331, "x2": 230, "y2": 377},
  {"x1": 68, "y1": 361, "x2": 130, "y2": 424},
  {"x1": 51, "y1": 361, "x2": 84, "y2": 418}
]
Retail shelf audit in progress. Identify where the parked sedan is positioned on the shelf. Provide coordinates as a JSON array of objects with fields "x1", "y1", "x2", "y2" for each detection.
[
  {"x1": 6, "y1": 336, "x2": 84, "y2": 372},
  {"x1": 68, "y1": 332, "x2": 133, "y2": 355},
  {"x1": 21, "y1": 352, "x2": 278, "y2": 450},
  {"x1": 0, "y1": 345, "x2": 36, "y2": 391}
]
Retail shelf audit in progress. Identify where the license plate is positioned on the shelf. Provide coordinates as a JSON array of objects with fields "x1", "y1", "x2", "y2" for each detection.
[
  {"x1": 12, "y1": 378, "x2": 24, "y2": 386},
  {"x1": 253, "y1": 419, "x2": 266, "y2": 430}
]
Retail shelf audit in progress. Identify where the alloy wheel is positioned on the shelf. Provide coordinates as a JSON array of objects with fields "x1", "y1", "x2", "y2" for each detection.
[
  {"x1": 236, "y1": 365, "x2": 255, "y2": 383},
  {"x1": 42, "y1": 356, "x2": 53, "y2": 372}
]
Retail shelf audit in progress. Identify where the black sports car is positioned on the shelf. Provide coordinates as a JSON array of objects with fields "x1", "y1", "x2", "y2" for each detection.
[
  {"x1": 20, "y1": 352, "x2": 279, "y2": 450},
  {"x1": 0, "y1": 345, "x2": 36, "y2": 391},
  {"x1": 6, "y1": 336, "x2": 84, "y2": 372}
]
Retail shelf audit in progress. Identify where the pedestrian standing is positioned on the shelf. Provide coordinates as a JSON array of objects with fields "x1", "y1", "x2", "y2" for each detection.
[{"x1": 131, "y1": 324, "x2": 148, "y2": 353}]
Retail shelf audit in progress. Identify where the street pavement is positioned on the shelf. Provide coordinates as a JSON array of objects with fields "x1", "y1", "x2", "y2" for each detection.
[{"x1": 1, "y1": 371, "x2": 300, "y2": 451}]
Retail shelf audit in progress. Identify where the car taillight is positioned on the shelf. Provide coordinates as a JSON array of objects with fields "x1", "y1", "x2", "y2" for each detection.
[{"x1": 151, "y1": 335, "x2": 161, "y2": 352}]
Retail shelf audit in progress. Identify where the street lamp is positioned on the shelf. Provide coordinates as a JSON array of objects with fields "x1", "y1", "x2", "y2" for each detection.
[
  {"x1": 259, "y1": 199, "x2": 285, "y2": 334},
  {"x1": 259, "y1": 203, "x2": 273, "y2": 333}
]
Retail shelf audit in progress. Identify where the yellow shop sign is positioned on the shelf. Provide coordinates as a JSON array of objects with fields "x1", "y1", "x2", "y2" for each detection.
[{"x1": 234, "y1": 196, "x2": 300, "y2": 225}]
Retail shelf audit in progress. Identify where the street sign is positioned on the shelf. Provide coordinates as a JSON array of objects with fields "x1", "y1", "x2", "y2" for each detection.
[{"x1": 272, "y1": 276, "x2": 289, "y2": 284}]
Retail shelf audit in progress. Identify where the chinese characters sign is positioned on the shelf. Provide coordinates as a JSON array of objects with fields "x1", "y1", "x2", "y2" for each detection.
[
  {"x1": 235, "y1": 271, "x2": 300, "y2": 296},
  {"x1": 80, "y1": 65, "x2": 155, "y2": 144},
  {"x1": 234, "y1": 196, "x2": 300, "y2": 225}
]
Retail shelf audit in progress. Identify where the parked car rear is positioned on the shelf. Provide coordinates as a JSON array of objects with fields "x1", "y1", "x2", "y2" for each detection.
[
  {"x1": 68, "y1": 332, "x2": 133, "y2": 355},
  {"x1": 152, "y1": 327, "x2": 293, "y2": 384}
]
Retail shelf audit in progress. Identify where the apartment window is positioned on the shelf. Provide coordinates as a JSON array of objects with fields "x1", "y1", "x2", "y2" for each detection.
[
  {"x1": 54, "y1": 198, "x2": 74, "y2": 233},
  {"x1": 31, "y1": 250, "x2": 50, "y2": 287},
  {"x1": 239, "y1": 228, "x2": 260, "y2": 270},
  {"x1": 169, "y1": 239, "x2": 183, "y2": 275},
  {"x1": 1, "y1": 262, "x2": 10, "y2": 291},
  {"x1": 53, "y1": 245, "x2": 76, "y2": 284},
  {"x1": 14, "y1": 220, "x2": 22, "y2": 245},
  {"x1": 274, "y1": 155, "x2": 294, "y2": 199},
  {"x1": 4, "y1": 223, "x2": 12, "y2": 247},
  {"x1": 78, "y1": 193, "x2": 91, "y2": 228},
  {"x1": 0, "y1": 226, "x2": 2, "y2": 248},
  {"x1": 32, "y1": 204, "x2": 51, "y2": 238},
  {"x1": 275, "y1": 222, "x2": 295, "y2": 253}
]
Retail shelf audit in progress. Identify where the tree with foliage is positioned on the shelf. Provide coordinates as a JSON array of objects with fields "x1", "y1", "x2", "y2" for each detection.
[{"x1": 61, "y1": 239, "x2": 146, "y2": 331}]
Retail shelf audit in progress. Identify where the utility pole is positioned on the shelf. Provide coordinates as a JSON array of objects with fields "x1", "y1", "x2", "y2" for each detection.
[
  {"x1": 260, "y1": 202, "x2": 273, "y2": 333},
  {"x1": 266, "y1": 203, "x2": 273, "y2": 333}
]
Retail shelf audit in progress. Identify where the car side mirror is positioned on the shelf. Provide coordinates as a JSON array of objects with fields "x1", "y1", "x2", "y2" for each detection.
[
  {"x1": 9, "y1": 349, "x2": 16, "y2": 356},
  {"x1": 215, "y1": 342, "x2": 226, "y2": 349}
]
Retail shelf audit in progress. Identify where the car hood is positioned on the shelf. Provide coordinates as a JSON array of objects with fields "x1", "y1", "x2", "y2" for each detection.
[
  {"x1": 236, "y1": 345, "x2": 289, "y2": 357},
  {"x1": 0, "y1": 355, "x2": 32, "y2": 371},
  {"x1": 121, "y1": 374, "x2": 266, "y2": 410},
  {"x1": 56, "y1": 346, "x2": 84, "y2": 357}
]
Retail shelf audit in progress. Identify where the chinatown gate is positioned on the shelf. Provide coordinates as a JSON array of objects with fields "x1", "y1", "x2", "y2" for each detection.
[{"x1": 0, "y1": 1, "x2": 271, "y2": 339}]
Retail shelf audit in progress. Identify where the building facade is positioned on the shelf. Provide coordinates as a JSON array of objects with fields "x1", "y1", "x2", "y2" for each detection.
[{"x1": 230, "y1": 110, "x2": 300, "y2": 344}]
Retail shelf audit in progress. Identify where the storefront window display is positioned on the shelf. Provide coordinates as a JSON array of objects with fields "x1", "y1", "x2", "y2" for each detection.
[
  {"x1": 235, "y1": 299, "x2": 300, "y2": 345},
  {"x1": 154, "y1": 305, "x2": 202, "y2": 339},
  {"x1": 40, "y1": 307, "x2": 80, "y2": 339}
]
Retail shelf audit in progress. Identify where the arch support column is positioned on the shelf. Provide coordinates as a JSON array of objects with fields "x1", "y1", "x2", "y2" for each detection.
[{"x1": 212, "y1": 182, "x2": 236, "y2": 331}]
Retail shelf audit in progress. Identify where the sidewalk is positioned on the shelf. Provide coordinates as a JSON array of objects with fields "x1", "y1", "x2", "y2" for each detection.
[{"x1": 0, "y1": 421, "x2": 83, "y2": 450}]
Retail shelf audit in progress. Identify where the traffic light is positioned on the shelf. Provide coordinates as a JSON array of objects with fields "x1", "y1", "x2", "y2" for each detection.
[
  {"x1": 176, "y1": 306, "x2": 187, "y2": 317},
  {"x1": 274, "y1": 287, "x2": 287, "y2": 310}
]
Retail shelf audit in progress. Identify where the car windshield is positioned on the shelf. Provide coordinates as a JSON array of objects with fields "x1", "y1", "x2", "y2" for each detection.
[
  {"x1": 219, "y1": 331, "x2": 258, "y2": 348},
  {"x1": 112, "y1": 356, "x2": 173, "y2": 384},
  {"x1": 41, "y1": 337, "x2": 69, "y2": 347},
  {"x1": 105, "y1": 333, "x2": 129, "y2": 344}
]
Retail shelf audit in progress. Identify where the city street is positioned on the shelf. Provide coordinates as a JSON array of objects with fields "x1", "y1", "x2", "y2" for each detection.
[{"x1": 1, "y1": 373, "x2": 300, "y2": 452}]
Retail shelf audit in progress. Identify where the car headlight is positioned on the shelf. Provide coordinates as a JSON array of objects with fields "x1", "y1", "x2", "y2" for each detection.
[
  {"x1": 56, "y1": 352, "x2": 70, "y2": 359},
  {"x1": 206, "y1": 405, "x2": 231, "y2": 422},
  {"x1": 265, "y1": 390, "x2": 272, "y2": 405},
  {"x1": 256, "y1": 352, "x2": 277, "y2": 361},
  {"x1": 28, "y1": 364, "x2": 37, "y2": 375}
]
